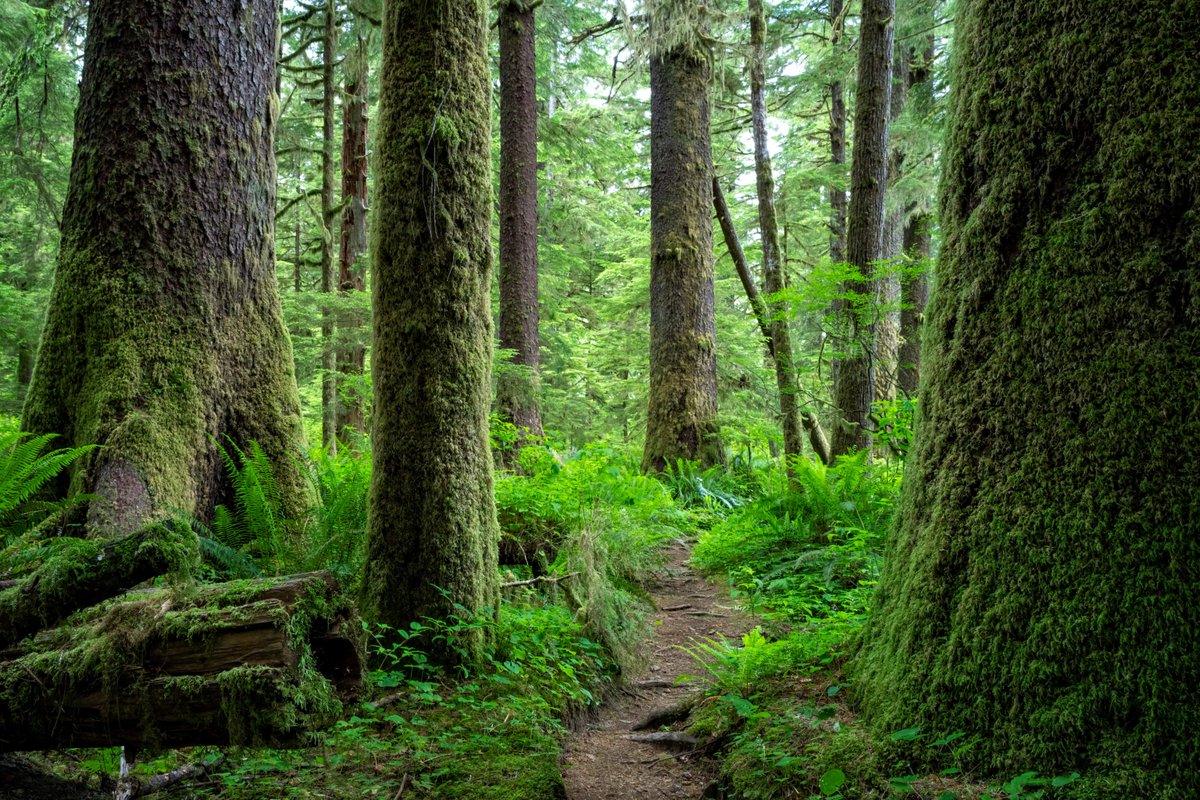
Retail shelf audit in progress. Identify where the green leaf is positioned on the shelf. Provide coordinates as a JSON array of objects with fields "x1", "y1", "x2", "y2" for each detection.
[
  {"x1": 723, "y1": 694, "x2": 756, "y2": 717},
  {"x1": 890, "y1": 726, "x2": 922, "y2": 741},
  {"x1": 938, "y1": 792, "x2": 958, "y2": 800},
  {"x1": 819, "y1": 768, "x2": 846, "y2": 796},
  {"x1": 1050, "y1": 773, "x2": 1080, "y2": 788}
]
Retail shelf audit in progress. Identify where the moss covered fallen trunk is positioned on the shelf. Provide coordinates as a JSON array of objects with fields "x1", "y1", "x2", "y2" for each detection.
[{"x1": 0, "y1": 572, "x2": 361, "y2": 751}]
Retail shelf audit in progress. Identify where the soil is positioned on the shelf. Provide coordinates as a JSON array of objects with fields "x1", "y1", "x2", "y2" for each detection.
[{"x1": 561, "y1": 541, "x2": 752, "y2": 800}]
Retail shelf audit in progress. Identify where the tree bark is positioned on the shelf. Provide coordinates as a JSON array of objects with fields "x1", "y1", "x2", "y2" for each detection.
[
  {"x1": 642, "y1": 0, "x2": 723, "y2": 473},
  {"x1": 827, "y1": 0, "x2": 847, "y2": 265},
  {"x1": 497, "y1": 0, "x2": 545, "y2": 448},
  {"x1": 320, "y1": 0, "x2": 339, "y2": 454},
  {"x1": 336, "y1": 28, "x2": 370, "y2": 439},
  {"x1": 0, "y1": 572, "x2": 360, "y2": 751},
  {"x1": 874, "y1": 45, "x2": 910, "y2": 404},
  {"x1": 855, "y1": 0, "x2": 1200, "y2": 790},
  {"x1": 20, "y1": 0, "x2": 309, "y2": 534},
  {"x1": 713, "y1": 180, "x2": 832, "y2": 467},
  {"x1": 748, "y1": 0, "x2": 802, "y2": 474},
  {"x1": 362, "y1": 0, "x2": 500, "y2": 665},
  {"x1": 830, "y1": 0, "x2": 893, "y2": 456}
]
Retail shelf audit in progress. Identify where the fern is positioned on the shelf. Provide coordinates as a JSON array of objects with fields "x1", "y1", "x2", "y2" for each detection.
[
  {"x1": 0, "y1": 431, "x2": 95, "y2": 538},
  {"x1": 203, "y1": 438, "x2": 287, "y2": 576}
]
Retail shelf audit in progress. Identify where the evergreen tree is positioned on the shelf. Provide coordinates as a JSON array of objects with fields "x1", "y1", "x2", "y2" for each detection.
[
  {"x1": 856, "y1": 1, "x2": 1200, "y2": 793},
  {"x1": 361, "y1": 0, "x2": 499, "y2": 663},
  {"x1": 642, "y1": 0, "x2": 723, "y2": 472},
  {"x1": 20, "y1": 0, "x2": 309, "y2": 534}
]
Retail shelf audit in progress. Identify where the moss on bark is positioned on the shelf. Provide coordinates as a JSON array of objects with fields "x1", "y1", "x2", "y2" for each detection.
[
  {"x1": 20, "y1": 0, "x2": 309, "y2": 534},
  {"x1": 361, "y1": 0, "x2": 500, "y2": 665},
  {"x1": 854, "y1": 1, "x2": 1200, "y2": 794},
  {"x1": 642, "y1": 1, "x2": 723, "y2": 473}
]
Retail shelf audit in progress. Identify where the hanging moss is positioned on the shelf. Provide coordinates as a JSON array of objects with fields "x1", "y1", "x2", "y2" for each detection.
[
  {"x1": 20, "y1": 0, "x2": 310, "y2": 535},
  {"x1": 361, "y1": 0, "x2": 500, "y2": 665},
  {"x1": 853, "y1": 1, "x2": 1200, "y2": 796}
]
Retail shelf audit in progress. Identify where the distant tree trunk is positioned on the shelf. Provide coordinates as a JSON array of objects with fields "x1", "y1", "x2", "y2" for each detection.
[
  {"x1": 748, "y1": 0, "x2": 802, "y2": 474},
  {"x1": 497, "y1": 0, "x2": 545, "y2": 447},
  {"x1": 828, "y1": 0, "x2": 847, "y2": 265},
  {"x1": 897, "y1": 38, "x2": 934, "y2": 397},
  {"x1": 362, "y1": 0, "x2": 499, "y2": 665},
  {"x1": 856, "y1": 1, "x2": 1200, "y2": 791},
  {"x1": 320, "y1": 0, "x2": 338, "y2": 454},
  {"x1": 336, "y1": 29, "x2": 369, "y2": 440},
  {"x1": 875, "y1": 45, "x2": 909, "y2": 404},
  {"x1": 897, "y1": 213, "x2": 930, "y2": 396},
  {"x1": 830, "y1": 0, "x2": 893, "y2": 456},
  {"x1": 21, "y1": 0, "x2": 308, "y2": 534},
  {"x1": 642, "y1": 0, "x2": 723, "y2": 473}
]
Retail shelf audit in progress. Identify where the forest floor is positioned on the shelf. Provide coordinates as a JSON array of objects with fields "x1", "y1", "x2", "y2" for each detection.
[{"x1": 561, "y1": 541, "x2": 752, "y2": 800}]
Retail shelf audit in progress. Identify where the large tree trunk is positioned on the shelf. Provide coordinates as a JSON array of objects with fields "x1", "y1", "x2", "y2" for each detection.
[
  {"x1": 496, "y1": 0, "x2": 545, "y2": 448},
  {"x1": 855, "y1": 0, "x2": 1200, "y2": 791},
  {"x1": 748, "y1": 0, "x2": 802, "y2": 474},
  {"x1": 20, "y1": 0, "x2": 308, "y2": 534},
  {"x1": 642, "y1": 0, "x2": 723, "y2": 473},
  {"x1": 362, "y1": 0, "x2": 500, "y2": 666},
  {"x1": 0, "y1": 573, "x2": 360, "y2": 751},
  {"x1": 320, "y1": 0, "x2": 339, "y2": 454},
  {"x1": 336, "y1": 29, "x2": 370, "y2": 440},
  {"x1": 830, "y1": 0, "x2": 893, "y2": 456}
]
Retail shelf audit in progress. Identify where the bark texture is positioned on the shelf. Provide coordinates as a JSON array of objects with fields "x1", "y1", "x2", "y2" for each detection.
[
  {"x1": 0, "y1": 573, "x2": 360, "y2": 750},
  {"x1": 336, "y1": 30, "x2": 370, "y2": 439},
  {"x1": 21, "y1": 0, "x2": 308, "y2": 534},
  {"x1": 897, "y1": 213, "x2": 930, "y2": 395},
  {"x1": 497, "y1": 0, "x2": 545, "y2": 444},
  {"x1": 855, "y1": 1, "x2": 1200, "y2": 793},
  {"x1": 749, "y1": 0, "x2": 802, "y2": 472},
  {"x1": 875, "y1": 45, "x2": 910, "y2": 403},
  {"x1": 320, "y1": 0, "x2": 339, "y2": 452},
  {"x1": 643, "y1": 1, "x2": 723, "y2": 472},
  {"x1": 827, "y1": 0, "x2": 847, "y2": 265},
  {"x1": 363, "y1": 0, "x2": 500, "y2": 664},
  {"x1": 830, "y1": 0, "x2": 893, "y2": 456}
]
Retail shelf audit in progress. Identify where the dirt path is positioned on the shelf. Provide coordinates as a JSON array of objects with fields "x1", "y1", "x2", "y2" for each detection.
[{"x1": 561, "y1": 541, "x2": 752, "y2": 800}]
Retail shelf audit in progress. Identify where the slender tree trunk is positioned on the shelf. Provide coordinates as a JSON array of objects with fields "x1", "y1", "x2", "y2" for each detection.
[
  {"x1": 21, "y1": 0, "x2": 308, "y2": 533},
  {"x1": 748, "y1": 0, "x2": 802, "y2": 473},
  {"x1": 828, "y1": 0, "x2": 847, "y2": 265},
  {"x1": 897, "y1": 213, "x2": 930, "y2": 396},
  {"x1": 713, "y1": 180, "x2": 832, "y2": 467},
  {"x1": 875, "y1": 45, "x2": 910, "y2": 404},
  {"x1": 642, "y1": 0, "x2": 723, "y2": 472},
  {"x1": 830, "y1": 0, "x2": 893, "y2": 456},
  {"x1": 362, "y1": 0, "x2": 499, "y2": 666},
  {"x1": 856, "y1": 1, "x2": 1200, "y2": 790},
  {"x1": 497, "y1": 0, "x2": 544, "y2": 446},
  {"x1": 320, "y1": 0, "x2": 338, "y2": 454},
  {"x1": 336, "y1": 29, "x2": 369, "y2": 439}
]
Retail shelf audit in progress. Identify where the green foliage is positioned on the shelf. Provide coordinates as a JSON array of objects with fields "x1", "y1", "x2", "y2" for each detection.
[{"x1": 0, "y1": 425, "x2": 94, "y2": 542}]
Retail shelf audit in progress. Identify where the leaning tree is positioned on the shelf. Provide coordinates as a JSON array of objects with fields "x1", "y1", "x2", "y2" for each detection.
[
  {"x1": 855, "y1": 0, "x2": 1199, "y2": 794},
  {"x1": 21, "y1": 0, "x2": 309, "y2": 534},
  {"x1": 360, "y1": 0, "x2": 500, "y2": 664}
]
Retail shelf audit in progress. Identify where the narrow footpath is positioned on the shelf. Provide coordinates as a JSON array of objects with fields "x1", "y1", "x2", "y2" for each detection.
[{"x1": 562, "y1": 541, "x2": 752, "y2": 800}]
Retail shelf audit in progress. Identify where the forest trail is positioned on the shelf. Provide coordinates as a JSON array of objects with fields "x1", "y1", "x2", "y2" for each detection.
[{"x1": 561, "y1": 540, "x2": 752, "y2": 800}]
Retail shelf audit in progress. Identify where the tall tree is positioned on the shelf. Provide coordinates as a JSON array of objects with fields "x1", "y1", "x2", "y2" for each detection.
[
  {"x1": 319, "y1": 0, "x2": 339, "y2": 452},
  {"x1": 827, "y1": 0, "x2": 847, "y2": 265},
  {"x1": 856, "y1": 0, "x2": 1200, "y2": 791},
  {"x1": 748, "y1": 0, "x2": 802, "y2": 472},
  {"x1": 336, "y1": 23, "x2": 370, "y2": 438},
  {"x1": 21, "y1": 0, "x2": 307, "y2": 534},
  {"x1": 361, "y1": 0, "x2": 499, "y2": 663},
  {"x1": 642, "y1": 0, "x2": 723, "y2": 472},
  {"x1": 496, "y1": 0, "x2": 545, "y2": 446},
  {"x1": 830, "y1": 0, "x2": 893, "y2": 456}
]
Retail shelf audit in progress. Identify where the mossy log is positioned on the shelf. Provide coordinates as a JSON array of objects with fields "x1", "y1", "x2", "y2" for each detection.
[
  {"x1": 0, "y1": 572, "x2": 361, "y2": 751},
  {"x1": 0, "y1": 523, "x2": 194, "y2": 650}
]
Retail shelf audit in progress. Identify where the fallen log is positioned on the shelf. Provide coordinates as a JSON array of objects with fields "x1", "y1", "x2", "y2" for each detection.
[
  {"x1": 0, "y1": 522, "x2": 197, "y2": 649},
  {"x1": 0, "y1": 572, "x2": 362, "y2": 752}
]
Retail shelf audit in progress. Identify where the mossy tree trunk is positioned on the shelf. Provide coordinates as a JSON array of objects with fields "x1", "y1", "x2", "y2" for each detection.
[
  {"x1": 749, "y1": 0, "x2": 802, "y2": 474},
  {"x1": 497, "y1": 0, "x2": 545, "y2": 449},
  {"x1": 830, "y1": 0, "x2": 893, "y2": 456},
  {"x1": 855, "y1": 0, "x2": 1200, "y2": 792},
  {"x1": 642, "y1": 0, "x2": 723, "y2": 473},
  {"x1": 827, "y1": 0, "x2": 847, "y2": 266},
  {"x1": 320, "y1": 0, "x2": 339, "y2": 453},
  {"x1": 362, "y1": 0, "x2": 500, "y2": 665},
  {"x1": 336, "y1": 26, "x2": 370, "y2": 440},
  {"x1": 21, "y1": 0, "x2": 308, "y2": 534}
]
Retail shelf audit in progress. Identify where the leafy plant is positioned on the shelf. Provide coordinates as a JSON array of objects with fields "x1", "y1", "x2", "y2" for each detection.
[{"x1": 0, "y1": 429, "x2": 94, "y2": 542}]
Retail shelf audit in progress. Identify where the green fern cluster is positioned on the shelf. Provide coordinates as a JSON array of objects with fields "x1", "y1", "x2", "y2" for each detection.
[{"x1": 0, "y1": 429, "x2": 94, "y2": 541}]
